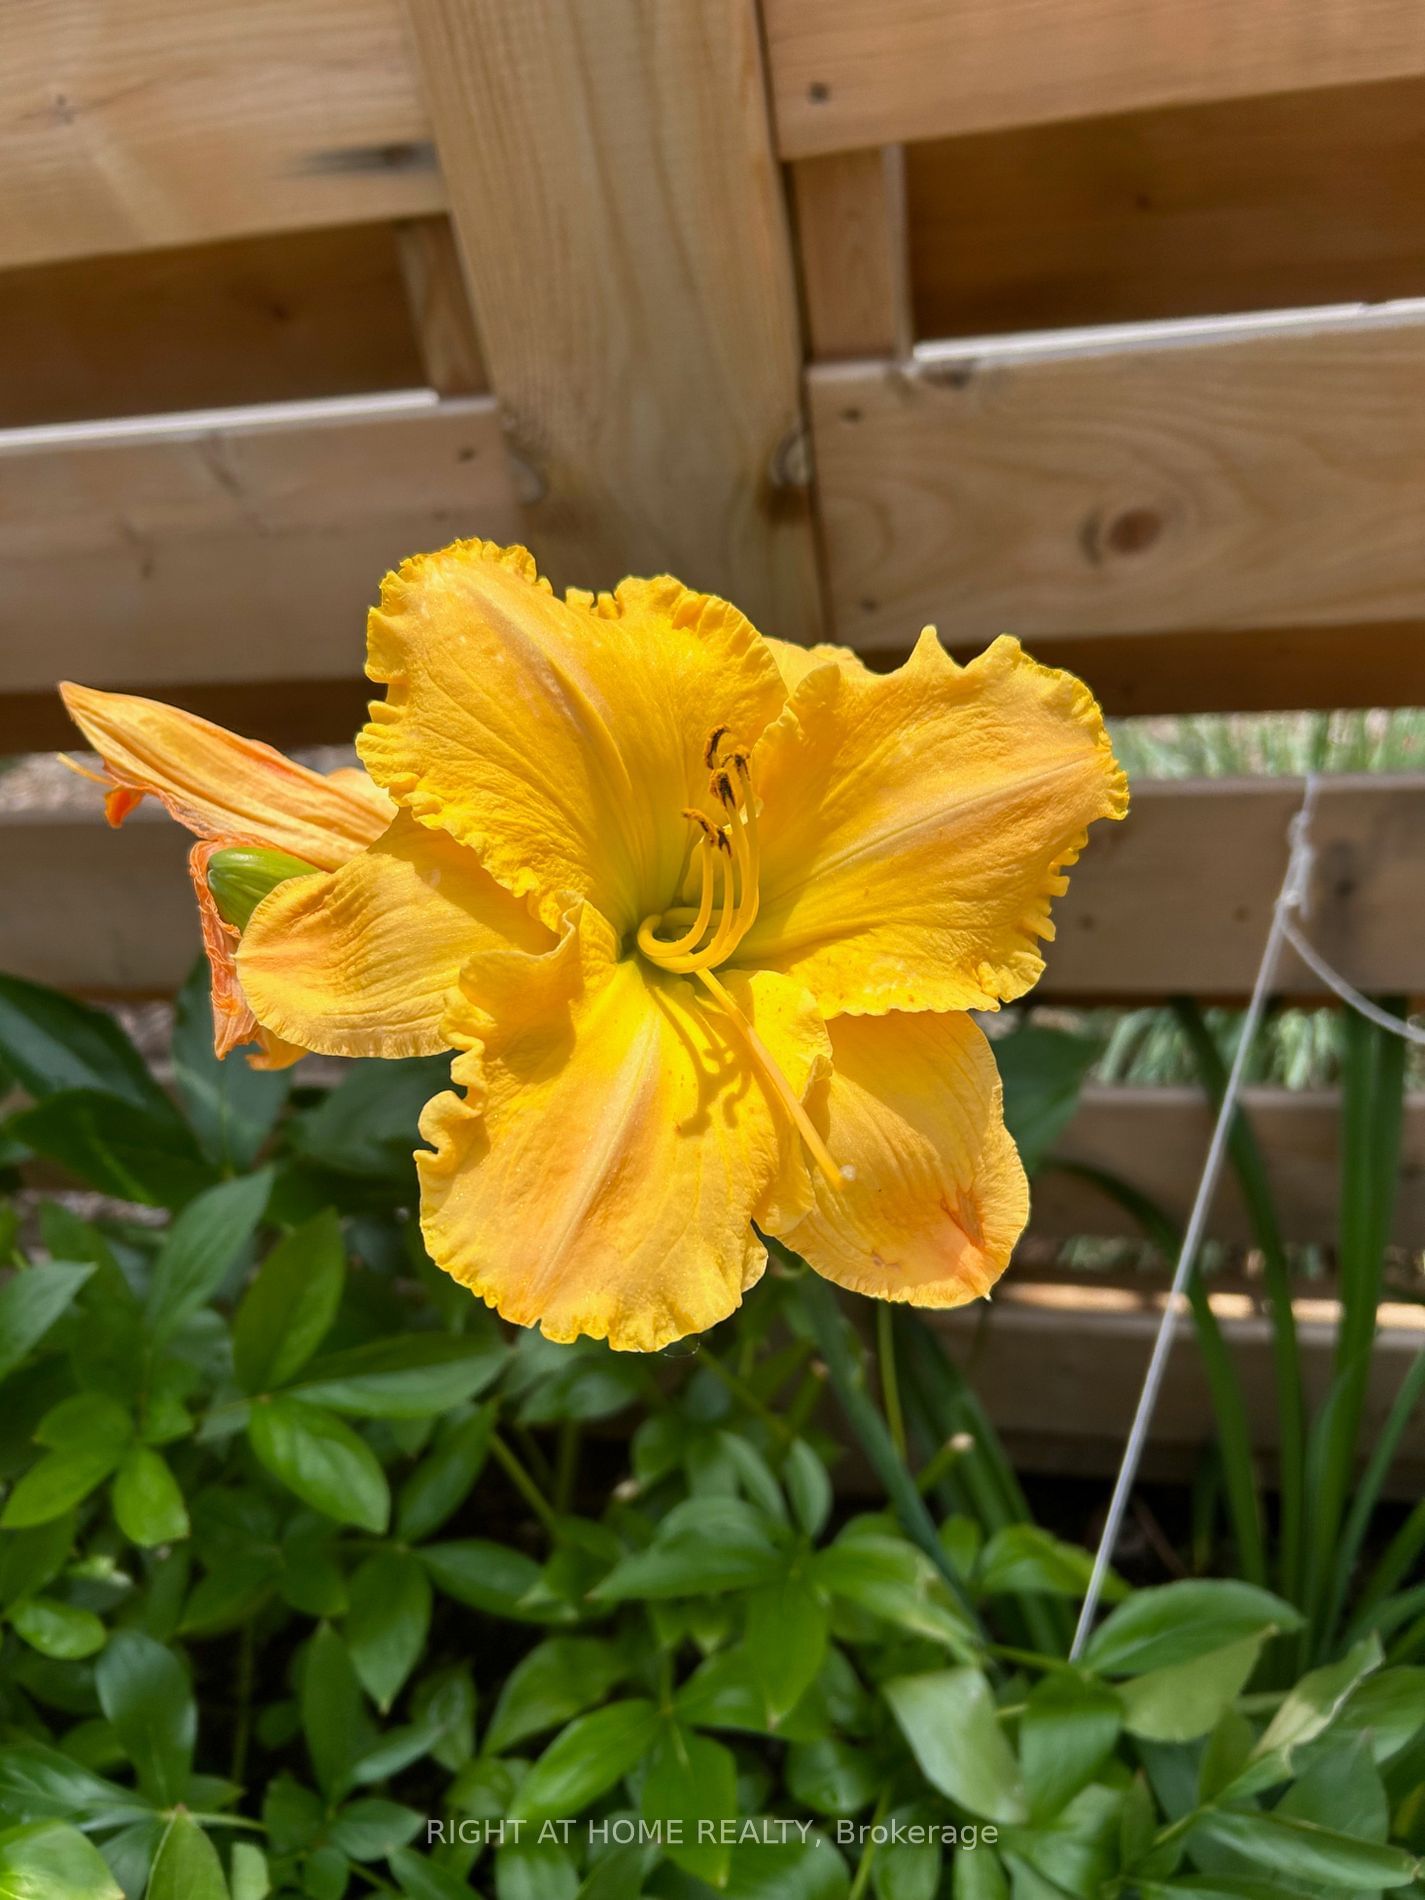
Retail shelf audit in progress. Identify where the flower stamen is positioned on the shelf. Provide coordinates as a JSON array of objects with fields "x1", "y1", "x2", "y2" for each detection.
[
  {"x1": 695, "y1": 968, "x2": 843, "y2": 1194},
  {"x1": 636, "y1": 736, "x2": 762, "y2": 976}
]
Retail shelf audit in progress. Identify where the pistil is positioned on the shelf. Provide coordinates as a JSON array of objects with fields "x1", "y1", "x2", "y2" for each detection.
[{"x1": 636, "y1": 731, "x2": 843, "y2": 1194}]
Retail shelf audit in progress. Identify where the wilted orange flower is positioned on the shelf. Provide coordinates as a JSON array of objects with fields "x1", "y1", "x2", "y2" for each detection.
[{"x1": 62, "y1": 540, "x2": 1125, "y2": 1350}]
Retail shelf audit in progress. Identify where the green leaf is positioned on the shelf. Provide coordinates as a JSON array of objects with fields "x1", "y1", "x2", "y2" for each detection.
[
  {"x1": 232, "y1": 1211, "x2": 345, "y2": 1395},
  {"x1": 786, "y1": 1737, "x2": 882, "y2": 1817},
  {"x1": 0, "y1": 1264, "x2": 94, "y2": 1383},
  {"x1": 0, "y1": 1516, "x2": 76, "y2": 1610},
  {"x1": 388, "y1": 1848, "x2": 473, "y2": 1900},
  {"x1": 642, "y1": 1725, "x2": 737, "y2": 1886},
  {"x1": 745, "y1": 1572, "x2": 829, "y2": 1723},
  {"x1": 785, "y1": 1437, "x2": 833, "y2": 1539},
  {"x1": 35, "y1": 1391, "x2": 132, "y2": 1449},
  {"x1": 1313, "y1": 1666, "x2": 1425, "y2": 1765},
  {"x1": 485, "y1": 1637, "x2": 627, "y2": 1754},
  {"x1": 494, "y1": 1839, "x2": 579, "y2": 1900},
  {"x1": 229, "y1": 1843, "x2": 271, "y2": 1900},
  {"x1": 509, "y1": 1700, "x2": 660, "y2": 1823},
  {"x1": 871, "y1": 1805, "x2": 942, "y2": 1900},
  {"x1": 302, "y1": 1625, "x2": 366, "y2": 1799},
  {"x1": 171, "y1": 960, "x2": 290, "y2": 1170},
  {"x1": 290, "y1": 1333, "x2": 505, "y2": 1418},
  {"x1": 345, "y1": 1552, "x2": 431, "y2": 1713},
  {"x1": 94, "y1": 1631, "x2": 195, "y2": 1806},
  {"x1": 978, "y1": 1525, "x2": 1126, "y2": 1603},
  {"x1": 112, "y1": 1446, "x2": 189, "y2": 1547},
  {"x1": 951, "y1": 1843, "x2": 1009, "y2": 1899},
  {"x1": 0, "y1": 1819, "x2": 124, "y2": 1900},
  {"x1": 327, "y1": 1798, "x2": 423, "y2": 1860},
  {"x1": 8, "y1": 1596, "x2": 106, "y2": 1661},
  {"x1": 884, "y1": 1668, "x2": 1027, "y2": 1824},
  {"x1": 812, "y1": 1527, "x2": 975, "y2": 1653},
  {"x1": 1188, "y1": 1810, "x2": 1417, "y2": 1888},
  {"x1": 396, "y1": 1404, "x2": 495, "y2": 1544},
  {"x1": 1277, "y1": 1734, "x2": 1388, "y2": 1842},
  {"x1": 2, "y1": 1443, "x2": 124, "y2": 1529},
  {"x1": 1119, "y1": 1634, "x2": 1265, "y2": 1744},
  {"x1": 0, "y1": 976, "x2": 174, "y2": 1119},
  {"x1": 1083, "y1": 1581, "x2": 1302, "y2": 1676},
  {"x1": 246, "y1": 1397, "x2": 389, "y2": 1534},
  {"x1": 293, "y1": 1056, "x2": 449, "y2": 1179},
  {"x1": 1226, "y1": 1636, "x2": 1384, "y2": 1796},
  {"x1": 1019, "y1": 1673, "x2": 1121, "y2": 1821},
  {"x1": 146, "y1": 1171, "x2": 271, "y2": 1342},
  {"x1": 594, "y1": 1497, "x2": 790, "y2": 1600},
  {"x1": 8, "y1": 1091, "x2": 213, "y2": 1210},
  {"x1": 147, "y1": 1814, "x2": 229, "y2": 1900},
  {"x1": 419, "y1": 1541, "x2": 545, "y2": 1620},
  {"x1": 995, "y1": 1023, "x2": 1101, "y2": 1174},
  {"x1": 0, "y1": 1742, "x2": 151, "y2": 1827}
]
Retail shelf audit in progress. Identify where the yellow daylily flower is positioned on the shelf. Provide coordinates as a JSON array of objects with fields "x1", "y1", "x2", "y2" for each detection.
[{"x1": 61, "y1": 540, "x2": 1126, "y2": 1350}]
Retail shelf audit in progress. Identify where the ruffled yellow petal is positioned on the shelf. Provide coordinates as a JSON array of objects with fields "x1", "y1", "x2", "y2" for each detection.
[
  {"x1": 358, "y1": 542, "x2": 787, "y2": 935},
  {"x1": 236, "y1": 811, "x2": 551, "y2": 1060},
  {"x1": 774, "y1": 1012, "x2": 1027, "y2": 1306},
  {"x1": 59, "y1": 684, "x2": 391, "y2": 869},
  {"x1": 765, "y1": 637, "x2": 872, "y2": 692},
  {"x1": 417, "y1": 903, "x2": 829, "y2": 1351},
  {"x1": 739, "y1": 633, "x2": 1128, "y2": 1016}
]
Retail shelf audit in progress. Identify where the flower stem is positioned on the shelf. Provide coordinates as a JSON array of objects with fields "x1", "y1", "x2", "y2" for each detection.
[
  {"x1": 876, "y1": 1302, "x2": 907, "y2": 1462},
  {"x1": 490, "y1": 1432, "x2": 561, "y2": 1538}
]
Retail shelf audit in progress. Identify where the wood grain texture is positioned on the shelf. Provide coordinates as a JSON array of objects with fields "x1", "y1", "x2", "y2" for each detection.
[
  {"x1": 0, "y1": 0, "x2": 443, "y2": 267},
  {"x1": 1037, "y1": 1086, "x2": 1425, "y2": 1243},
  {"x1": 402, "y1": 0, "x2": 822, "y2": 639},
  {"x1": 808, "y1": 314, "x2": 1425, "y2": 672},
  {"x1": 934, "y1": 1282, "x2": 1425, "y2": 1489},
  {"x1": 395, "y1": 215, "x2": 487, "y2": 395},
  {"x1": 793, "y1": 147, "x2": 911, "y2": 360},
  {"x1": 9, "y1": 777, "x2": 1424, "y2": 1004},
  {"x1": 907, "y1": 75, "x2": 1425, "y2": 340},
  {"x1": 0, "y1": 397, "x2": 521, "y2": 703},
  {"x1": 764, "y1": 0, "x2": 1425, "y2": 158},
  {"x1": 1039, "y1": 775, "x2": 1425, "y2": 1001},
  {"x1": 0, "y1": 224, "x2": 424, "y2": 428}
]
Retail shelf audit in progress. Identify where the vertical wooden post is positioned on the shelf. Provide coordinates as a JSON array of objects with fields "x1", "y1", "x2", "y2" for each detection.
[
  {"x1": 792, "y1": 147, "x2": 913, "y2": 361},
  {"x1": 395, "y1": 216, "x2": 488, "y2": 395},
  {"x1": 401, "y1": 0, "x2": 823, "y2": 642}
]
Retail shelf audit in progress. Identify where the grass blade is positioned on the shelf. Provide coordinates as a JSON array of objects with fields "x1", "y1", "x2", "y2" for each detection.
[
  {"x1": 1172, "y1": 1000, "x2": 1305, "y2": 1600},
  {"x1": 1052, "y1": 1160, "x2": 1267, "y2": 1589}
]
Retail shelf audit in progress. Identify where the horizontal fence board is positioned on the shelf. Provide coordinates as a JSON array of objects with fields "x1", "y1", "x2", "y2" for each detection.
[
  {"x1": 4, "y1": 778, "x2": 1423, "y2": 1003},
  {"x1": 1039, "y1": 775, "x2": 1425, "y2": 1001},
  {"x1": 1, "y1": 808, "x2": 196, "y2": 995},
  {"x1": 808, "y1": 311, "x2": 1425, "y2": 704},
  {"x1": 907, "y1": 74, "x2": 1425, "y2": 342},
  {"x1": 0, "y1": 396, "x2": 522, "y2": 710},
  {"x1": 0, "y1": 0, "x2": 443, "y2": 268},
  {"x1": 1037, "y1": 1085, "x2": 1425, "y2": 1243},
  {"x1": 765, "y1": 0, "x2": 1425, "y2": 157},
  {"x1": 0, "y1": 222, "x2": 426, "y2": 429},
  {"x1": 934, "y1": 1280, "x2": 1425, "y2": 1491}
]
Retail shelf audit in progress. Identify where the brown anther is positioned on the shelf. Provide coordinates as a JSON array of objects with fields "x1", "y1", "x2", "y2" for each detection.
[
  {"x1": 681, "y1": 807, "x2": 718, "y2": 843},
  {"x1": 703, "y1": 726, "x2": 729, "y2": 769},
  {"x1": 713, "y1": 771, "x2": 736, "y2": 808}
]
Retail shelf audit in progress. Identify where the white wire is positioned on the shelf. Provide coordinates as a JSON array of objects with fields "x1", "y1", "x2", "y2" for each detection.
[
  {"x1": 1068, "y1": 775, "x2": 1323, "y2": 1659},
  {"x1": 1280, "y1": 915, "x2": 1425, "y2": 1046}
]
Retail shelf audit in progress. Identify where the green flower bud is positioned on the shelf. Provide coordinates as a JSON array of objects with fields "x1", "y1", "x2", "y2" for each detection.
[{"x1": 206, "y1": 846, "x2": 318, "y2": 932}]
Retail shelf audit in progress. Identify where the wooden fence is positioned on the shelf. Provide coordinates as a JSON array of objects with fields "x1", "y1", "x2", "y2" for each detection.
[{"x1": 4, "y1": 0, "x2": 1425, "y2": 1286}]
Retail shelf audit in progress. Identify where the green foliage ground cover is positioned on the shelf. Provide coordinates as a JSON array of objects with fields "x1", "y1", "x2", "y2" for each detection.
[{"x1": 0, "y1": 969, "x2": 1421, "y2": 1899}]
